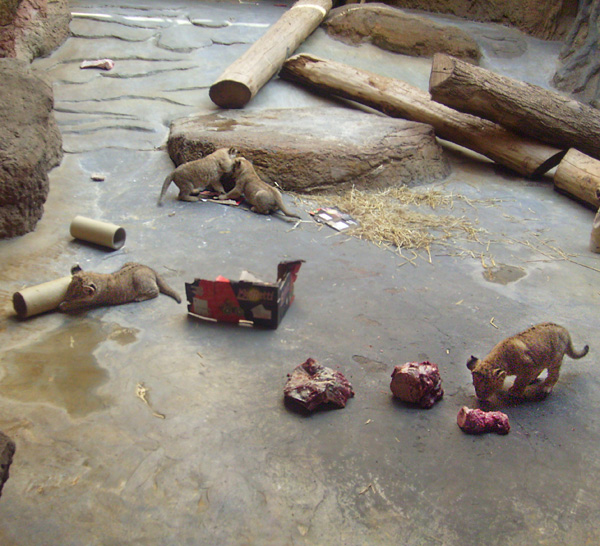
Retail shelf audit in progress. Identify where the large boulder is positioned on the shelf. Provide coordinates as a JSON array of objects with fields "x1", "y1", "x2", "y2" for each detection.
[
  {"x1": 0, "y1": 0, "x2": 71, "y2": 61},
  {"x1": 0, "y1": 58, "x2": 63, "y2": 238},
  {"x1": 325, "y1": 3, "x2": 481, "y2": 62},
  {"x1": 167, "y1": 107, "x2": 450, "y2": 193}
]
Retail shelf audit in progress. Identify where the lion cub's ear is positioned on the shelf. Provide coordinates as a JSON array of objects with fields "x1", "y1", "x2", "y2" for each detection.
[
  {"x1": 466, "y1": 355, "x2": 479, "y2": 370},
  {"x1": 71, "y1": 264, "x2": 83, "y2": 275},
  {"x1": 493, "y1": 369, "x2": 507, "y2": 381}
]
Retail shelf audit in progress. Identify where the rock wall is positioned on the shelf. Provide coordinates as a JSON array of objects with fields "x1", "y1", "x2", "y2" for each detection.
[
  {"x1": 0, "y1": 0, "x2": 71, "y2": 61},
  {"x1": 347, "y1": 0, "x2": 577, "y2": 39},
  {"x1": 0, "y1": 58, "x2": 63, "y2": 238},
  {"x1": 553, "y1": 0, "x2": 600, "y2": 109}
]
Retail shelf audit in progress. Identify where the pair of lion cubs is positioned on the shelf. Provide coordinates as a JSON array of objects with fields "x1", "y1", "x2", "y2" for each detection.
[{"x1": 157, "y1": 147, "x2": 299, "y2": 218}]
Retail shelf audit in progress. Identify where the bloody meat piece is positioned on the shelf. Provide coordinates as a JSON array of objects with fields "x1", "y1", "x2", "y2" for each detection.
[
  {"x1": 457, "y1": 406, "x2": 510, "y2": 435},
  {"x1": 284, "y1": 358, "x2": 355, "y2": 412},
  {"x1": 390, "y1": 361, "x2": 444, "y2": 408}
]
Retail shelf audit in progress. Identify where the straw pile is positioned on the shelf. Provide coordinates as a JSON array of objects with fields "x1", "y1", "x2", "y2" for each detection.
[{"x1": 309, "y1": 186, "x2": 483, "y2": 253}]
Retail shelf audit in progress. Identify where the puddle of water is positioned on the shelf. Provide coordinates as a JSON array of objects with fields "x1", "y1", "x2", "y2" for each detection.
[
  {"x1": 0, "y1": 320, "x2": 137, "y2": 417},
  {"x1": 482, "y1": 264, "x2": 526, "y2": 285}
]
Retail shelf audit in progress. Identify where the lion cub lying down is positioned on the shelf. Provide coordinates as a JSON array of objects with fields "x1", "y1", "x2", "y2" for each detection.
[
  {"x1": 59, "y1": 263, "x2": 181, "y2": 312},
  {"x1": 219, "y1": 158, "x2": 300, "y2": 218},
  {"x1": 157, "y1": 147, "x2": 237, "y2": 205},
  {"x1": 467, "y1": 322, "x2": 589, "y2": 400}
]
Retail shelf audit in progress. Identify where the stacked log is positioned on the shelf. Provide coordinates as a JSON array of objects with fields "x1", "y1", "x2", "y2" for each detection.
[
  {"x1": 554, "y1": 149, "x2": 600, "y2": 209},
  {"x1": 209, "y1": 0, "x2": 332, "y2": 109},
  {"x1": 429, "y1": 53, "x2": 600, "y2": 161},
  {"x1": 280, "y1": 53, "x2": 565, "y2": 178}
]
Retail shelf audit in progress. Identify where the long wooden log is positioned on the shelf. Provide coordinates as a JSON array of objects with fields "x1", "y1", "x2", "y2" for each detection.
[
  {"x1": 209, "y1": 0, "x2": 332, "y2": 109},
  {"x1": 554, "y1": 148, "x2": 600, "y2": 209},
  {"x1": 429, "y1": 53, "x2": 600, "y2": 160},
  {"x1": 280, "y1": 53, "x2": 565, "y2": 177}
]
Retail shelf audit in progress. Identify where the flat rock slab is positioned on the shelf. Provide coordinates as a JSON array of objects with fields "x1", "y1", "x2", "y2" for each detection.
[
  {"x1": 168, "y1": 107, "x2": 450, "y2": 192},
  {"x1": 324, "y1": 3, "x2": 481, "y2": 62}
]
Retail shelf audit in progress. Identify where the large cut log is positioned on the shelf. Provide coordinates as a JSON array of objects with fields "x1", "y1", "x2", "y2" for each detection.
[
  {"x1": 429, "y1": 53, "x2": 600, "y2": 160},
  {"x1": 209, "y1": 0, "x2": 332, "y2": 109},
  {"x1": 280, "y1": 54, "x2": 565, "y2": 178},
  {"x1": 554, "y1": 148, "x2": 600, "y2": 209}
]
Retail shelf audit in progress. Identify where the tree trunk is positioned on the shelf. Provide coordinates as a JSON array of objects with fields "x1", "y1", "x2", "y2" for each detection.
[
  {"x1": 209, "y1": 0, "x2": 332, "y2": 109},
  {"x1": 429, "y1": 53, "x2": 600, "y2": 160},
  {"x1": 554, "y1": 148, "x2": 600, "y2": 209},
  {"x1": 280, "y1": 53, "x2": 565, "y2": 178}
]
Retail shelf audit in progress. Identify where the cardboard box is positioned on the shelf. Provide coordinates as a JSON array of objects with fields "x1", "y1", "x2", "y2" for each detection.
[{"x1": 185, "y1": 260, "x2": 304, "y2": 329}]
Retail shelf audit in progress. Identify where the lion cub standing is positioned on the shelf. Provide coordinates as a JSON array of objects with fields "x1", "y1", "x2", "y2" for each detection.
[
  {"x1": 157, "y1": 147, "x2": 237, "y2": 205},
  {"x1": 59, "y1": 263, "x2": 181, "y2": 312},
  {"x1": 219, "y1": 158, "x2": 300, "y2": 218},
  {"x1": 467, "y1": 322, "x2": 589, "y2": 400}
]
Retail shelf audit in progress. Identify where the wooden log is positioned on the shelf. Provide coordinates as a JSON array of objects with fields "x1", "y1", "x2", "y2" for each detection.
[
  {"x1": 554, "y1": 148, "x2": 600, "y2": 209},
  {"x1": 429, "y1": 53, "x2": 600, "y2": 160},
  {"x1": 280, "y1": 53, "x2": 565, "y2": 178},
  {"x1": 209, "y1": 0, "x2": 332, "y2": 109}
]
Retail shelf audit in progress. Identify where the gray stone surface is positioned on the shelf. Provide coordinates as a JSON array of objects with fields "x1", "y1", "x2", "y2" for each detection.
[
  {"x1": 0, "y1": 2, "x2": 599, "y2": 545},
  {"x1": 168, "y1": 107, "x2": 450, "y2": 192},
  {"x1": 0, "y1": 58, "x2": 62, "y2": 238}
]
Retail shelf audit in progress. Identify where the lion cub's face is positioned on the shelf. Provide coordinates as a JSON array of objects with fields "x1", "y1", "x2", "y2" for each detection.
[{"x1": 467, "y1": 356, "x2": 507, "y2": 400}]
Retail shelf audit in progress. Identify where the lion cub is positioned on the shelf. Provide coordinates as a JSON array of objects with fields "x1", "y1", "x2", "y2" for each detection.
[
  {"x1": 59, "y1": 263, "x2": 181, "y2": 312},
  {"x1": 157, "y1": 147, "x2": 237, "y2": 205},
  {"x1": 467, "y1": 322, "x2": 589, "y2": 400},
  {"x1": 219, "y1": 158, "x2": 300, "y2": 218}
]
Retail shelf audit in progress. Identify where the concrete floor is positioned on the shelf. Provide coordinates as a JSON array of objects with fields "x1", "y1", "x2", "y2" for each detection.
[{"x1": 1, "y1": 1, "x2": 599, "y2": 544}]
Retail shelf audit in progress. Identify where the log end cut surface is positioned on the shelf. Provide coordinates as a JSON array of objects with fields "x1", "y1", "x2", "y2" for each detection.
[
  {"x1": 209, "y1": 80, "x2": 252, "y2": 109},
  {"x1": 168, "y1": 107, "x2": 450, "y2": 192}
]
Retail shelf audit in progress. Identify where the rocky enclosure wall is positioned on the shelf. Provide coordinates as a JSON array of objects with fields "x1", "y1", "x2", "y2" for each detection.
[
  {"x1": 351, "y1": 0, "x2": 577, "y2": 39},
  {"x1": 0, "y1": 0, "x2": 70, "y2": 61}
]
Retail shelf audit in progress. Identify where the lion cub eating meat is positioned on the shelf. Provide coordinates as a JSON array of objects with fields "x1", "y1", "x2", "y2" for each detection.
[
  {"x1": 59, "y1": 263, "x2": 181, "y2": 312},
  {"x1": 157, "y1": 147, "x2": 237, "y2": 205},
  {"x1": 219, "y1": 158, "x2": 300, "y2": 218},
  {"x1": 467, "y1": 322, "x2": 589, "y2": 400}
]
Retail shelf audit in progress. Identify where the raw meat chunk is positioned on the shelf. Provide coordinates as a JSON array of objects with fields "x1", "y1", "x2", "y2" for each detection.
[
  {"x1": 284, "y1": 358, "x2": 354, "y2": 412},
  {"x1": 390, "y1": 361, "x2": 443, "y2": 408},
  {"x1": 457, "y1": 406, "x2": 510, "y2": 435}
]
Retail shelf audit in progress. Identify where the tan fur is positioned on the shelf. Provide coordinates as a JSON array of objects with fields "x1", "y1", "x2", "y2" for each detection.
[
  {"x1": 58, "y1": 263, "x2": 181, "y2": 312},
  {"x1": 219, "y1": 158, "x2": 300, "y2": 218},
  {"x1": 467, "y1": 322, "x2": 589, "y2": 400},
  {"x1": 157, "y1": 147, "x2": 237, "y2": 205}
]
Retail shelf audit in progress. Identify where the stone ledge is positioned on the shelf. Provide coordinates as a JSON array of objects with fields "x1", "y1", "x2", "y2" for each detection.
[{"x1": 167, "y1": 107, "x2": 450, "y2": 193}]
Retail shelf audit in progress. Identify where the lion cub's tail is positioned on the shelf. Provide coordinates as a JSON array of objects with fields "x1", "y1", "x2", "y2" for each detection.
[
  {"x1": 273, "y1": 189, "x2": 301, "y2": 219},
  {"x1": 155, "y1": 273, "x2": 181, "y2": 303},
  {"x1": 566, "y1": 337, "x2": 589, "y2": 359},
  {"x1": 157, "y1": 173, "x2": 174, "y2": 206}
]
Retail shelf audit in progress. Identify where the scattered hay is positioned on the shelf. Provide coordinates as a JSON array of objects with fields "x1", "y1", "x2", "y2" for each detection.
[{"x1": 302, "y1": 186, "x2": 484, "y2": 254}]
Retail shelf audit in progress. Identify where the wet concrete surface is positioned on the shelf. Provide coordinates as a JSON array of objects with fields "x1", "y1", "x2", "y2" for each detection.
[{"x1": 0, "y1": 1, "x2": 599, "y2": 544}]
